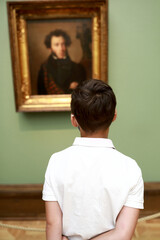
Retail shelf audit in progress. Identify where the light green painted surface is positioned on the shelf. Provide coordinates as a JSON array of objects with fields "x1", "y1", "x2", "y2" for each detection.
[{"x1": 0, "y1": 0, "x2": 160, "y2": 183}]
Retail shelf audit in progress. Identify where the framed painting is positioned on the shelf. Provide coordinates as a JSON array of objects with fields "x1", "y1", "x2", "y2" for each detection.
[{"x1": 7, "y1": 0, "x2": 108, "y2": 112}]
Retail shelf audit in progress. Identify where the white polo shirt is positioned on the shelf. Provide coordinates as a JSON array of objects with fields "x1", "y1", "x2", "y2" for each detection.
[{"x1": 42, "y1": 137, "x2": 144, "y2": 240}]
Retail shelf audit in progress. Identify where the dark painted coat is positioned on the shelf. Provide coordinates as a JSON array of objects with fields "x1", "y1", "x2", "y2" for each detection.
[{"x1": 37, "y1": 54, "x2": 86, "y2": 94}]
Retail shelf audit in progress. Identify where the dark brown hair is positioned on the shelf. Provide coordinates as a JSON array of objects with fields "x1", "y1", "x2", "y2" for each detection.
[
  {"x1": 71, "y1": 79, "x2": 116, "y2": 132},
  {"x1": 44, "y1": 29, "x2": 71, "y2": 48}
]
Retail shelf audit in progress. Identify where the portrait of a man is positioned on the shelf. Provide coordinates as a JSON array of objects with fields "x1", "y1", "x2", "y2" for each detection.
[
  {"x1": 38, "y1": 29, "x2": 86, "y2": 94},
  {"x1": 27, "y1": 19, "x2": 92, "y2": 95}
]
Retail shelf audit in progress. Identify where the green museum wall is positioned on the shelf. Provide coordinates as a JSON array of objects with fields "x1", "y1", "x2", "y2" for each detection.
[{"x1": 1, "y1": 0, "x2": 160, "y2": 184}]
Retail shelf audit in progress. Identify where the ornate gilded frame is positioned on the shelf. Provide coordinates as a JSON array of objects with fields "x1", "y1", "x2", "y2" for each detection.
[{"x1": 7, "y1": 0, "x2": 108, "y2": 112}]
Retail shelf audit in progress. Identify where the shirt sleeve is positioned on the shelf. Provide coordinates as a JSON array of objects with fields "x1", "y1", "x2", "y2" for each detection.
[
  {"x1": 124, "y1": 173, "x2": 144, "y2": 209},
  {"x1": 42, "y1": 158, "x2": 57, "y2": 201}
]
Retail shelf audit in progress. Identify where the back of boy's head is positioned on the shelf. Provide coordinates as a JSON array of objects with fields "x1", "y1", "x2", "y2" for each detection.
[{"x1": 71, "y1": 79, "x2": 117, "y2": 133}]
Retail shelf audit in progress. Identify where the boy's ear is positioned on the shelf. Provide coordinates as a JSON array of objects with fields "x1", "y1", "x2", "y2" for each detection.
[
  {"x1": 71, "y1": 114, "x2": 79, "y2": 128},
  {"x1": 112, "y1": 109, "x2": 117, "y2": 122}
]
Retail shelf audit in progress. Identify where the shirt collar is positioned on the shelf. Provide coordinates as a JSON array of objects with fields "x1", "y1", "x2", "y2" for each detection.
[
  {"x1": 52, "y1": 55, "x2": 67, "y2": 60},
  {"x1": 73, "y1": 137, "x2": 115, "y2": 149}
]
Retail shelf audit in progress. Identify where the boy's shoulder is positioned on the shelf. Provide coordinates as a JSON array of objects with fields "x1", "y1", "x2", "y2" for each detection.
[
  {"x1": 49, "y1": 145, "x2": 74, "y2": 163},
  {"x1": 113, "y1": 148, "x2": 142, "y2": 176}
]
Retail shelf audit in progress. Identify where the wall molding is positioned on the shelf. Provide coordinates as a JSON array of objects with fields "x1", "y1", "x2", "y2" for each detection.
[
  {"x1": 0, "y1": 183, "x2": 160, "y2": 220},
  {"x1": 141, "y1": 182, "x2": 160, "y2": 217},
  {"x1": 0, "y1": 184, "x2": 45, "y2": 220}
]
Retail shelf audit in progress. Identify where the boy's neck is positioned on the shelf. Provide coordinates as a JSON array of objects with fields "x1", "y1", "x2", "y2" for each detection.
[{"x1": 80, "y1": 128, "x2": 109, "y2": 139}]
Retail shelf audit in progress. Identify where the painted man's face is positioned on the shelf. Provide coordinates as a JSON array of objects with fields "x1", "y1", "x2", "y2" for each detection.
[{"x1": 50, "y1": 36, "x2": 67, "y2": 59}]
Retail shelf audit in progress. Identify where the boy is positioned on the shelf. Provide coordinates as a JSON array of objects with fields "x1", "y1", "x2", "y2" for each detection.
[{"x1": 42, "y1": 79, "x2": 144, "y2": 240}]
